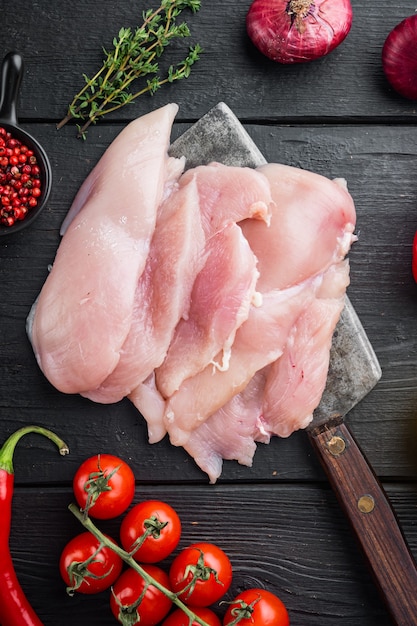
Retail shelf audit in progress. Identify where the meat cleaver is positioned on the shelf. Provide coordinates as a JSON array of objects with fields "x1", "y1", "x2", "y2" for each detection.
[{"x1": 170, "y1": 102, "x2": 417, "y2": 625}]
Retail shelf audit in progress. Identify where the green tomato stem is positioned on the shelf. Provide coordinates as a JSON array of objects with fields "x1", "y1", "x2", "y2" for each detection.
[
  {"x1": 68, "y1": 502, "x2": 210, "y2": 626},
  {"x1": 0, "y1": 426, "x2": 69, "y2": 474}
]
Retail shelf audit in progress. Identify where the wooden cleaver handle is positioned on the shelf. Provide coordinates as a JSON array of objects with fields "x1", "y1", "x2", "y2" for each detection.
[{"x1": 308, "y1": 418, "x2": 417, "y2": 626}]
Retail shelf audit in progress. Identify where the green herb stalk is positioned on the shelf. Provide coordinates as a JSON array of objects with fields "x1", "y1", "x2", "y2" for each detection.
[{"x1": 57, "y1": 0, "x2": 202, "y2": 138}]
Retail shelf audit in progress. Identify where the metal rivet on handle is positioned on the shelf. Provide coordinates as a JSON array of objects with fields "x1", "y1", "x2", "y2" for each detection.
[
  {"x1": 358, "y1": 495, "x2": 375, "y2": 514},
  {"x1": 327, "y1": 435, "x2": 346, "y2": 456}
]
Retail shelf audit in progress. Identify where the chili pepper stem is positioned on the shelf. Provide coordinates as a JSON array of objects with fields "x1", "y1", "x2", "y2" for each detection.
[
  {"x1": 0, "y1": 426, "x2": 69, "y2": 474},
  {"x1": 0, "y1": 426, "x2": 69, "y2": 626},
  {"x1": 68, "y1": 502, "x2": 211, "y2": 626}
]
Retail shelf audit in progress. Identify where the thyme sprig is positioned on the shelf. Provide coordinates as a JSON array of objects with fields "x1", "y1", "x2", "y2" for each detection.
[{"x1": 57, "y1": 0, "x2": 202, "y2": 138}]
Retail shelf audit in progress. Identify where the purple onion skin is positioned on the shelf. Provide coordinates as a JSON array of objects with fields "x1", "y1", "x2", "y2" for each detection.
[
  {"x1": 382, "y1": 14, "x2": 417, "y2": 101},
  {"x1": 246, "y1": 0, "x2": 353, "y2": 64}
]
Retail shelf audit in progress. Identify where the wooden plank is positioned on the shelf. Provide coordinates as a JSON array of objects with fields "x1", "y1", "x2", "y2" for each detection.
[
  {"x1": 7, "y1": 483, "x2": 417, "y2": 625},
  {"x1": 1, "y1": 1, "x2": 417, "y2": 124},
  {"x1": 1, "y1": 4, "x2": 415, "y2": 624},
  {"x1": 1, "y1": 121, "x2": 417, "y2": 484}
]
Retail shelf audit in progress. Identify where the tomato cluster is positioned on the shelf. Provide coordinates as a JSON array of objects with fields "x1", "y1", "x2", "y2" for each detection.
[{"x1": 60, "y1": 454, "x2": 290, "y2": 626}]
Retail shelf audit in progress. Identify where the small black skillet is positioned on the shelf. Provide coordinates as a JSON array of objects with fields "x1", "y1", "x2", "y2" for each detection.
[{"x1": 0, "y1": 51, "x2": 52, "y2": 236}]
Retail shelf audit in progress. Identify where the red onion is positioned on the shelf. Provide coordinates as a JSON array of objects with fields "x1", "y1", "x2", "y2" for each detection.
[
  {"x1": 246, "y1": 0, "x2": 353, "y2": 64},
  {"x1": 382, "y1": 14, "x2": 417, "y2": 101}
]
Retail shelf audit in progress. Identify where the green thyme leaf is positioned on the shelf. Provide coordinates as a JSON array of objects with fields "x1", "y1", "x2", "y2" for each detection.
[{"x1": 57, "y1": 0, "x2": 202, "y2": 138}]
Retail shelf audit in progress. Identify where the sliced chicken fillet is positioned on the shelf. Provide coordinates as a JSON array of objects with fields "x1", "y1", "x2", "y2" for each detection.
[
  {"x1": 162, "y1": 162, "x2": 357, "y2": 451},
  {"x1": 129, "y1": 373, "x2": 167, "y2": 444},
  {"x1": 164, "y1": 283, "x2": 317, "y2": 447},
  {"x1": 240, "y1": 163, "x2": 356, "y2": 291},
  {"x1": 83, "y1": 173, "x2": 205, "y2": 403},
  {"x1": 155, "y1": 222, "x2": 260, "y2": 398},
  {"x1": 178, "y1": 162, "x2": 273, "y2": 234},
  {"x1": 182, "y1": 368, "x2": 270, "y2": 483},
  {"x1": 260, "y1": 262, "x2": 351, "y2": 438},
  {"x1": 30, "y1": 103, "x2": 180, "y2": 394}
]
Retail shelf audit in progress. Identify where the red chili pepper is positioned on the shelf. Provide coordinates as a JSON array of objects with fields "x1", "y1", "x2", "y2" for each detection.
[{"x1": 0, "y1": 426, "x2": 69, "y2": 626}]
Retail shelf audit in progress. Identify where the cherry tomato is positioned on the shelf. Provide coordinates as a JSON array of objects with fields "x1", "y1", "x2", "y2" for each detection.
[
  {"x1": 222, "y1": 588, "x2": 289, "y2": 626},
  {"x1": 59, "y1": 531, "x2": 123, "y2": 595},
  {"x1": 120, "y1": 500, "x2": 181, "y2": 563},
  {"x1": 110, "y1": 564, "x2": 172, "y2": 626},
  {"x1": 73, "y1": 453, "x2": 135, "y2": 519},
  {"x1": 162, "y1": 606, "x2": 221, "y2": 626},
  {"x1": 169, "y1": 542, "x2": 233, "y2": 607}
]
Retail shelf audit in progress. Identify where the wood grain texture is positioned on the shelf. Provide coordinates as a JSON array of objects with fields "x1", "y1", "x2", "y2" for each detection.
[
  {"x1": 309, "y1": 419, "x2": 417, "y2": 625},
  {"x1": 1, "y1": 1, "x2": 417, "y2": 624},
  {"x1": 1, "y1": 123, "x2": 417, "y2": 484},
  {"x1": 0, "y1": 1, "x2": 416, "y2": 123}
]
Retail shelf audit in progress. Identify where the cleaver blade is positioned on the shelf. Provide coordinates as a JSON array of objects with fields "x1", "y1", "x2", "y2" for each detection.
[
  {"x1": 312, "y1": 296, "x2": 382, "y2": 428},
  {"x1": 171, "y1": 103, "x2": 417, "y2": 625}
]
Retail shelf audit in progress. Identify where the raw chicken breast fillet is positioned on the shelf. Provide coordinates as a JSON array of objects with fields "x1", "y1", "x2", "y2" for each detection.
[
  {"x1": 27, "y1": 103, "x2": 358, "y2": 484},
  {"x1": 178, "y1": 163, "x2": 273, "y2": 235},
  {"x1": 83, "y1": 161, "x2": 273, "y2": 404},
  {"x1": 162, "y1": 162, "x2": 356, "y2": 460},
  {"x1": 152, "y1": 163, "x2": 273, "y2": 397},
  {"x1": 260, "y1": 262, "x2": 350, "y2": 439},
  {"x1": 155, "y1": 222, "x2": 260, "y2": 398},
  {"x1": 182, "y1": 368, "x2": 271, "y2": 483},
  {"x1": 82, "y1": 173, "x2": 204, "y2": 404},
  {"x1": 29, "y1": 104, "x2": 182, "y2": 393}
]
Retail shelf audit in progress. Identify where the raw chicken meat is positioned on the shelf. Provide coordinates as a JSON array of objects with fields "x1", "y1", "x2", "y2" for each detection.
[
  {"x1": 82, "y1": 161, "x2": 273, "y2": 404},
  {"x1": 176, "y1": 265, "x2": 350, "y2": 483},
  {"x1": 152, "y1": 163, "x2": 274, "y2": 398},
  {"x1": 163, "y1": 283, "x2": 318, "y2": 447},
  {"x1": 127, "y1": 285, "x2": 297, "y2": 448},
  {"x1": 129, "y1": 373, "x2": 167, "y2": 444},
  {"x1": 162, "y1": 163, "x2": 356, "y2": 448},
  {"x1": 260, "y1": 263, "x2": 350, "y2": 439},
  {"x1": 27, "y1": 104, "x2": 358, "y2": 483},
  {"x1": 29, "y1": 103, "x2": 182, "y2": 393},
  {"x1": 178, "y1": 163, "x2": 273, "y2": 234},
  {"x1": 181, "y1": 367, "x2": 272, "y2": 483},
  {"x1": 240, "y1": 163, "x2": 356, "y2": 292},
  {"x1": 82, "y1": 173, "x2": 205, "y2": 404},
  {"x1": 155, "y1": 222, "x2": 260, "y2": 398}
]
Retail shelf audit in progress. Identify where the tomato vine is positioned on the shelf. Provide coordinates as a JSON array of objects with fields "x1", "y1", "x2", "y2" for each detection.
[{"x1": 68, "y1": 502, "x2": 211, "y2": 626}]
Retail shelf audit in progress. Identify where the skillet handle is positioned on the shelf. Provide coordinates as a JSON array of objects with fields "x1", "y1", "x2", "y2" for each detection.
[
  {"x1": 308, "y1": 418, "x2": 417, "y2": 626},
  {"x1": 0, "y1": 51, "x2": 23, "y2": 125}
]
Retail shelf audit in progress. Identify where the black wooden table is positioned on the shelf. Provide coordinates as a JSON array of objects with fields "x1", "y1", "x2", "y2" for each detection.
[{"x1": 1, "y1": 1, "x2": 417, "y2": 624}]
